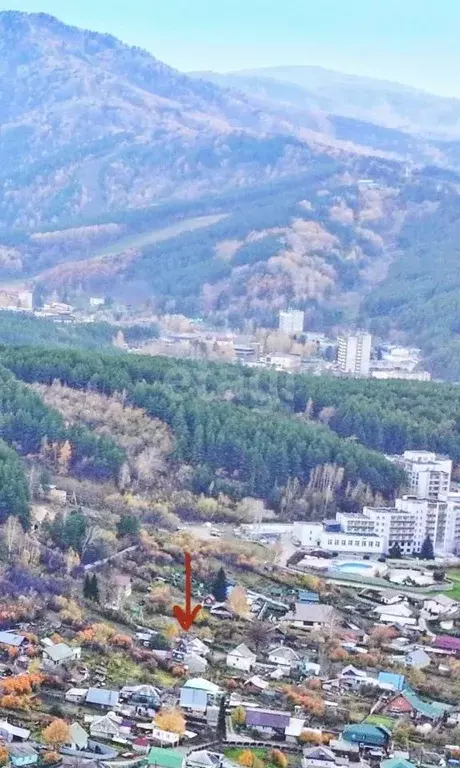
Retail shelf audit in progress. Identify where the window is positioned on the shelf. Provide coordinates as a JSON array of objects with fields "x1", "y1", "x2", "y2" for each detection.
[
  {"x1": 342, "y1": 540, "x2": 346, "y2": 545},
  {"x1": 355, "y1": 541, "x2": 360, "y2": 547},
  {"x1": 327, "y1": 539, "x2": 333, "y2": 545}
]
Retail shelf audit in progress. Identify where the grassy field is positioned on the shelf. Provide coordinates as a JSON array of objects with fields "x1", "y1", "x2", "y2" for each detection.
[
  {"x1": 91, "y1": 214, "x2": 226, "y2": 259},
  {"x1": 365, "y1": 714, "x2": 396, "y2": 731},
  {"x1": 443, "y1": 569, "x2": 460, "y2": 600}
]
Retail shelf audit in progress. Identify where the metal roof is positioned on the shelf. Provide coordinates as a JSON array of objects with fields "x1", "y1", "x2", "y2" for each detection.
[
  {"x1": 43, "y1": 642, "x2": 76, "y2": 661},
  {"x1": 86, "y1": 687, "x2": 119, "y2": 707},
  {"x1": 148, "y1": 748, "x2": 184, "y2": 768},
  {"x1": 0, "y1": 631, "x2": 25, "y2": 647}
]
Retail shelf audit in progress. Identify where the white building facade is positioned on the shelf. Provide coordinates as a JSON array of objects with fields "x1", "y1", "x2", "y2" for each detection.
[
  {"x1": 279, "y1": 310, "x2": 304, "y2": 335},
  {"x1": 358, "y1": 493, "x2": 460, "y2": 556},
  {"x1": 397, "y1": 450, "x2": 452, "y2": 499},
  {"x1": 296, "y1": 520, "x2": 384, "y2": 554},
  {"x1": 337, "y1": 332, "x2": 372, "y2": 377}
]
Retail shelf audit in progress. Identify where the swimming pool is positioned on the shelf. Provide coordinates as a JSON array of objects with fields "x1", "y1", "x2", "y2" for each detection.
[{"x1": 332, "y1": 561, "x2": 377, "y2": 574}]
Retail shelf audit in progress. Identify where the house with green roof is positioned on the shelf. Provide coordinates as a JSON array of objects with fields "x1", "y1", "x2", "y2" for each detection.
[
  {"x1": 381, "y1": 759, "x2": 416, "y2": 768},
  {"x1": 383, "y1": 689, "x2": 451, "y2": 722},
  {"x1": 147, "y1": 748, "x2": 185, "y2": 768},
  {"x1": 342, "y1": 723, "x2": 391, "y2": 748}
]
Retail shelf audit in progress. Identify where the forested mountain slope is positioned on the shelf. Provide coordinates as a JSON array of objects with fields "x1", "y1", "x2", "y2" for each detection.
[
  {"x1": 204, "y1": 65, "x2": 460, "y2": 139},
  {"x1": 0, "y1": 10, "x2": 328, "y2": 231}
]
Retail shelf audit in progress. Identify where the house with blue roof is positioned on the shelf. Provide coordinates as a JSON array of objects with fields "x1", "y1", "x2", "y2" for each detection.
[
  {"x1": 298, "y1": 591, "x2": 319, "y2": 603},
  {"x1": 378, "y1": 672, "x2": 406, "y2": 692}
]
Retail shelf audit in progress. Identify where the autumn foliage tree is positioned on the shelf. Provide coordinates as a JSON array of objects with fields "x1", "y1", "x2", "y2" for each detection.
[
  {"x1": 0, "y1": 746, "x2": 8, "y2": 766},
  {"x1": 42, "y1": 719, "x2": 70, "y2": 749},
  {"x1": 269, "y1": 750, "x2": 288, "y2": 768},
  {"x1": 155, "y1": 708, "x2": 186, "y2": 734},
  {"x1": 231, "y1": 706, "x2": 246, "y2": 727},
  {"x1": 238, "y1": 751, "x2": 254, "y2": 767},
  {"x1": 227, "y1": 585, "x2": 250, "y2": 618}
]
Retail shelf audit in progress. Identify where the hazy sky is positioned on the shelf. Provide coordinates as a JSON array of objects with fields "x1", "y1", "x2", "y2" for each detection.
[{"x1": 1, "y1": 0, "x2": 459, "y2": 97}]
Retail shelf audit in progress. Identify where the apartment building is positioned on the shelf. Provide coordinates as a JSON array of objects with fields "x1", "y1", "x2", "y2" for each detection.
[
  {"x1": 337, "y1": 332, "x2": 372, "y2": 377},
  {"x1": 392, "y1": 450, "x2": 452, "y2": 499},
  {"x1": 279, "y1": 310, "x2": 304, "y2": 336},
  {"x1": 358, "y1": 493, "x2": 460, "y2": 556}
]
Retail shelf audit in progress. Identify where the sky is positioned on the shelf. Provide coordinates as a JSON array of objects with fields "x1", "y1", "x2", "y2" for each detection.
[{"x1": 1, "y1": 0, "x2": 460, "y2": 97}]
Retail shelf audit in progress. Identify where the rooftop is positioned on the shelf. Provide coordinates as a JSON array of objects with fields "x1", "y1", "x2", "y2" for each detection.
[
  {"x1": 86, "y1": 688, "x2": 120, "y2": 707},
  {"x1": 148, "y1": 748, "x2": 184, "y2": 768}
]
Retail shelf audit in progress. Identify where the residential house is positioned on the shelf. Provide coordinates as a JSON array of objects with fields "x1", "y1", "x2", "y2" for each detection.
[
  {"x1": 383, "y1": 689, "x2": 451, "y2": 722},
  {"x1": 381, "y1": 759, "x2": 416, "y2": 768},
  {"x1": 148, "y1": 747, "x2": 185, "y2": 768},
  {"x1": 86, "y1": 688, "x2": 120, "y2": 709},
  {"x1": 244, "y1": 676, "x2": 269, "y2": 693},
  {"x1": 329, "y1": 740, "x2": 360, "y2": 758},
  {"x1": 0, "y1": 722, "x2": 30, "y2": 743},
  {"x1": 186, "y1": 751, "x2": 223, "y2": 768},
  {"x1": 301, "y1": 661, "x2": 321, "y2": 677},
  {"x1": 245, "y1": 708, "x2": 290, "y2": 737},
  {"x1": 268, "y1": 646, "x2": 300, "y2": 670},
  {"x1": 180, "y1": 678, "x2": 221, "y2": 712},
  {"x1": 340, "y1": 665, "x2": 368, "y2": 686},
  {"x1": 433, "y1": 635, "x2": 460, "y2": 655},
  {"x1": 7, "y1": 744, "x2": 38, "y2": 768},
  {"x1": 89, "y1": 712, "x2": 127, "y2": 740},
  {"x1": 42, "y1": 642, "x2": 81, "y2": 669},
  {"x1": 423, "y1": 595, "x2": 457, "y2": 616},
  {"x1": 342, "y1": 723, "x2": 391, "y2": 748},
  {"x1": 405, "y1": 649, "x2": 431, "y2": 669},
  {"x1": 65, "y1": 688, "x2": 88, "y2": 705},
  {"x1": 377, "y1": 672, "x2": 406, "y2": 692},
  {"x1": 123, "y1": 684, "x2": 161, "y2": 709},
  {"x1": 302, "y1": 745, "x2": 343, "y2": 768},
  {"x1": 0, "y1": 632, "x2": 26, "y2": 651},
  {"x1": 187, "y1": 638, "x2": 210, "y2": 657},
  {"x1": 185, "y1": 653, "x2": 208, "y2": 675},
  {"x1": 298, "y1": 591, "x2": 320, "y2": 604},
  {"x1": 150, "y1": 728, "x2": 180, "y2": 747},
  {"x1": 226, "y1": 644, "x2": 256, "y2": 672},
  {"x1": 68, "y1": 722, "x2": 89, "y2": 751},
  {"x1": 285, "y1": 717, "x2": 305, "y2": 743},
  {"x1": 373, "y1": 603, "x2": 413, "y2": 619},
  {"x1": 284, "y1": 603, "x2": 338, "y2": 630},
  {"x1": 133, "y1": 737, "x2": 150, "y2": 754}
]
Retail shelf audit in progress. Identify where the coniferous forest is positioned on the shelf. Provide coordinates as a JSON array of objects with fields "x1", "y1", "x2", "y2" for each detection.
[{"x1": 1, "y1": 344, "x2": 460, "y2": 520}]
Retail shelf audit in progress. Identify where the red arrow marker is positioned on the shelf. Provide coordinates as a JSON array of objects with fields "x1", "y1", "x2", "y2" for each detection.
[{"x1": 173, "y1": 552, "x2": 201, "y2": 631}]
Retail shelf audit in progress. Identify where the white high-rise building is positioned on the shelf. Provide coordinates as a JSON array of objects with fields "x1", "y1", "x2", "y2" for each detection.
[
  {"x1": 279, "y1": 310, "x2": 304, "y2": 336},
  {"x1": 353, "y1": 493, "x2": 460, "y2": 556},
  {"x1": 337, "y1": 332, "x2": 372, "y2": 377},
  {"x1": 397, "y1": 450, "x2": 452, "y2": 499}
]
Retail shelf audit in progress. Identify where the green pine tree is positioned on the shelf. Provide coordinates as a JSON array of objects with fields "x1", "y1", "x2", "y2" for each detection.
[
  {"x1": 90, "y1": 573, "x2": 100, "y2": 602},
  {"x1": 83, "y1": 573, "x2": 91, "y2": 599},
  {"x1": 420, "y1": 535, "x2": 434, "y2": 560},
  {"x1": 216, "y1": 695, "x2": 227, "y2": 741},
  {"x1": 389, "y1": 542, "x2": 402, "y2": 559},
  {"x1": 212, "y1": 567, "x2": 228, "y2": 603}
]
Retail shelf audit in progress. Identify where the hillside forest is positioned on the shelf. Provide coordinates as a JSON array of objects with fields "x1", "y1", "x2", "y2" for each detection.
[{"x1": 2, "y1": 345, "x2": 460, "y2": 541}]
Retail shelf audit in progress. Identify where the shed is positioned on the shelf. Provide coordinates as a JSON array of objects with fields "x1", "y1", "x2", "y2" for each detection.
[
  {"x1": 298, "y1": 591, "x2": 320, "y2": 603},
  {"x1": 8, "y1": 743, "x2": 38, "y2": 767}
]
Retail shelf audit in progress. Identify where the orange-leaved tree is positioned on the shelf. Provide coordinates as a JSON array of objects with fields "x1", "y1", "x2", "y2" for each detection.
[
  {"x1": 155, "y1": 708, "x2": 186, "y2": 734},
  {"x1": 42, "y1": 719, "x2": 70, "y2": 749}
]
